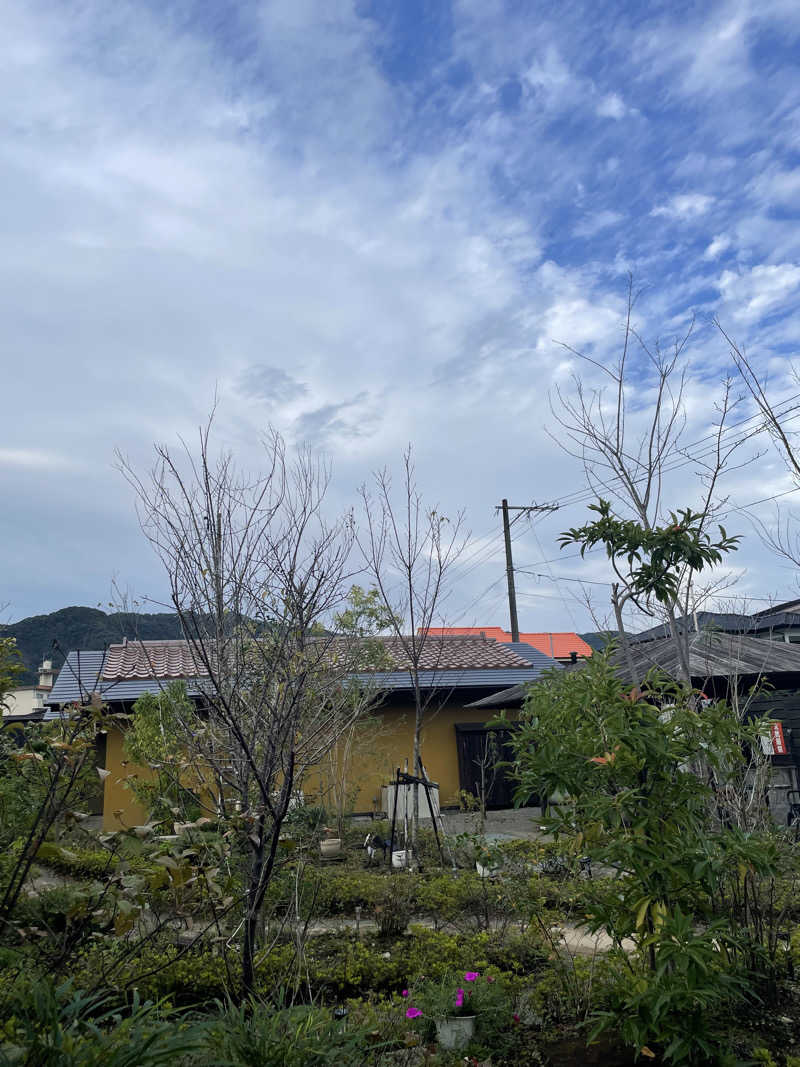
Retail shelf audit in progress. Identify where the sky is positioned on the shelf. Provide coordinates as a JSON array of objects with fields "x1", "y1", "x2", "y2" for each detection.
[{"x1": 3, "y1": 0, "x2": 800, "y2": 634}]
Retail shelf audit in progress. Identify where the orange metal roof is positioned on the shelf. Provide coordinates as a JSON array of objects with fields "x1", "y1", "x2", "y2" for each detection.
[{"x1": 426, "y1": 627, "x2": 593, "y2": 660}]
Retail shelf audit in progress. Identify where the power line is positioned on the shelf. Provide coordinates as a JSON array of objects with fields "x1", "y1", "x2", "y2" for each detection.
[
  {"x1": 497, "y1": 500, "x2": 560, "y2": 640},
  {"x1": 538, "y1": 394, "x2": 800, "y2": 515}
]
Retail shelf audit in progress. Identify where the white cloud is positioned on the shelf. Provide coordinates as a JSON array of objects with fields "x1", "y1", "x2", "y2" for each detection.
[
  {"x1": 1, "y1": 0, "x2": 800, "y2": 631},
  {"x1": 522, "y1": 46, "x2": 577, "y2": 109},
  {"x1": 749, "y1": 167, "x2": 800, "y2": 207},
  {"x1": 652, "y1": 193, "x2": 714, "y2": 219},
  {"x1": 718, "y1": 263, "x2": 800, "y2": 322},
  {"x1": 0, "y1": 449, "x2": 76, "y2": 469},
  {"x1": 573, "y1": 210, "x2": 623, "y2": 238},
  {"x1": 596, "y1": 93, "x2": 627, "y2": 119},
  {"x1": 704, "y1": 234, "x2": 732, "y2": 259}
]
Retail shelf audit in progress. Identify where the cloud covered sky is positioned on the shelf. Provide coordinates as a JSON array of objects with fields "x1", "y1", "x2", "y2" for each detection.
[{"x1": 3, "y1": 0, "x2": 800, "y2": 632}]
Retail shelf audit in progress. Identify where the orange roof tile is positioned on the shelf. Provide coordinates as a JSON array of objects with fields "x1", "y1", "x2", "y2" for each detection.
[{"x1": 426, "y1": 627, "x2": 592, "y2": 660}]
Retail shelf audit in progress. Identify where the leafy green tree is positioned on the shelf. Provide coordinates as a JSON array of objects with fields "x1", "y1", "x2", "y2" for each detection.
[
  {"x1": 509, "y1": 654, "x2": 785, "y2": 1064},
  {"x1": 0, "y1": 703, "x2": 109, "y2": 934},
  {"x1": 0, "y1": 636, "x2": 24, "y2": 712},
  {"x1": 559, "y1": 500, "x2": 740, "y2": 687}
]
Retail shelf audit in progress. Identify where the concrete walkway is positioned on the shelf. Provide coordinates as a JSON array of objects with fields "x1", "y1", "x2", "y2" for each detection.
[{"x1": 419, "y1": 805, "x2": 547, "y2": 841}]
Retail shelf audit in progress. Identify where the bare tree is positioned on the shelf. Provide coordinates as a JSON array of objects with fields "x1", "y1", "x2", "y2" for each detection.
[
  {"x1": 119, "y1": 418, "x2": 380, "y2": 992},
  {"x1": 551, "y1": 278, "x2": 750, "y2": 685},
  {"x1": 357, "y1": 447, "x2": 469, "y2": 853},
  {"x1": 718, "y1": 321, "x2": 800, "y2": 570}
]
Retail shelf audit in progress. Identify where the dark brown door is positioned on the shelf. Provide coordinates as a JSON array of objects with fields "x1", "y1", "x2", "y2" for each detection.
[{"x1": 454, "y1": 723, "x2": 527, "y2": 810}]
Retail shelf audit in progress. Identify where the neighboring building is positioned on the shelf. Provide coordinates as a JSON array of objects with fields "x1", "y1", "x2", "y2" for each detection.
[
  {"x1": 424, "y1": 626, "x2": 592, "y2": 665},
  {"x1": 45, "y1": 636, "x2": 561, "y2": 830},
  {"x1": 629, "y1": 605, "x2": 800, "y2": 645},
  {"x1": 2, "y1": 658, "x2": 56, "y2": 719},
  {"x1": 469, "y1": 630, "x2": 800, "y2": 824}
]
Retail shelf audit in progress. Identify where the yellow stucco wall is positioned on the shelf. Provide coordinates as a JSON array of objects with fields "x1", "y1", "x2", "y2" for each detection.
[
  {"x1": 101, "y1": 700, "x2": 509, "y2": 827},
  {"x1": 309, "y1": 701, "x2": 510, "y2": 814},
  {"x1": 102, "y1": 726, "x2": 149, "y2": 830}
]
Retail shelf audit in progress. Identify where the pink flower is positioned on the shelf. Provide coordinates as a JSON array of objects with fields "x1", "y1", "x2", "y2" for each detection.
[
  {"x1": 464, "y1": 971, "x2": 480, "y2": 981},
  {"x1": 401, "y1": 990, "x2": 409, "y2": 998},
  {"x1": 486, "y1": 976, "x2": 495, "y2": 983},
  {"x1": 455, "y1": 989, "x2": 464, "y2": 1008},
  {"x1": 405, "y1": 1006, "x2": 422, "y2": 1019},
  {"x1": 512, "y1": 1013, "x2": 521, "y2": 1024}
]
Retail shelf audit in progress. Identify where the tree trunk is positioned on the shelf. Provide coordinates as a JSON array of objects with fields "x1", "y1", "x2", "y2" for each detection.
[
  {"x1": 241, "y1": 767, "x2": 294, "y2": 994},
  {"x1": 412, "y1": 703, "x2": 421, "y2": 857},
  {"x1": 612, "y1": 585, "x2": 640, "y2": 691}
]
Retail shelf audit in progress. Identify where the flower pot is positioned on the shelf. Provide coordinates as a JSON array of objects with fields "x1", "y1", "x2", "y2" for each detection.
[
  {"x1": 435, "y1": 1014, "x2": 476, "y2": 1050},
  {"x1": 391, "y1": 849, "x2": 413, "y2": 869},
  {"x1": 320, "y1": 837, "x2": 342, "y2": 858}
]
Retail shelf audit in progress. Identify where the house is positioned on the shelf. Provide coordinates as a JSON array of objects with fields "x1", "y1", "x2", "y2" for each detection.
[
  {"x1": 2, "y1": 658, "x2": 56, "y2": 720},
  {"x1": 45, "y1": 635, "x2": 560, "y2": 830},
  {"x1": 629, "y1": 603, "x2": 800, "y2": 645},
  {"x1": 469, "y1": 630, "x2": 800, "y2": 824},
  {"x1": 424, "y1": 626, "x2": 593, "y2": 665}
]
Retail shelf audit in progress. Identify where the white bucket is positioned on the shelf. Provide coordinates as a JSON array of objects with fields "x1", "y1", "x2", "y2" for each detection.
[{"x1": 435, "y1": 1014, "x2": 476, "y2": 1049}]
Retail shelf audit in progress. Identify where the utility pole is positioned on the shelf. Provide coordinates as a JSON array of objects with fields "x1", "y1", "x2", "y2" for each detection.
[
  {"x1": 497, "y1": 500, "x2": 560, "y2": 643},
  {"x1": 500, "y1": 500, "x2": 520, "y2": 641}
]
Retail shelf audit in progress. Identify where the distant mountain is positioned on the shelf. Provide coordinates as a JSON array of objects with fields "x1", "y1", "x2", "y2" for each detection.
[
  {"x1": 0, "y1": 607, "x2": 184, "y2": 686},
  {"x1": 579, "y1": 631, "x2": 617, "y2": 652}
]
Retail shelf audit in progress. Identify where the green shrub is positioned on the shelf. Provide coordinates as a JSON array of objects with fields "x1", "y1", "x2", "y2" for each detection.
[
  {"x1": 202, "y1": 998, "x2": 398, "y2": 1066},
  {"x1": 303, "y1": 937, "x2": 404, "y2": 999},
  {"x1": 36, "y1": 842, "x2": 119, "y2": 879},
  {"x1": 0, "y1": 978, "x2": 206, "y2": 1066},
  {"x1": 314, "y1": 870, "x2": 388, "y2": 915},
  {"x1": 373, "y1": 877, "x2": 415, "y2": 937},
  {"x1": 11, "y1": 884, "x2": 96, "y2": 933}
]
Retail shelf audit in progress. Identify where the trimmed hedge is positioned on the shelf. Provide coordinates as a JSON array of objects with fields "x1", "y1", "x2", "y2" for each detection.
[{"x1": 72, "y1": 926, "x2": 545, "y2": 1007}]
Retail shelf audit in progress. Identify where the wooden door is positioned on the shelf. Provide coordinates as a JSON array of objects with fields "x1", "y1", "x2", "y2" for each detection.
[{"x1": 454, "y1": 723, "x2": 523, "y2": 810}]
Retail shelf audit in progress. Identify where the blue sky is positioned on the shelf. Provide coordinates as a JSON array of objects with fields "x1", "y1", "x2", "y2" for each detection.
[{"x1": 3, "y1": 0, "x2": 800, "y2": 632}]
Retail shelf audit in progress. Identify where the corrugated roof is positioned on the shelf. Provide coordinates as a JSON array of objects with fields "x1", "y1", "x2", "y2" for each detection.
[
  {"x1": 46, "y1": 651, "x2": 106, "y2": 705},
  {"x1": 621, "y1": 631, "x2": 800, "y2": 682},
  {"x1": 425, "y1": 627, "x2": 592, "y2": 660},
  {"x1": 631, "y1": 610, "x2": 800, "y2": 644},
  {"x1": 468, "y1": 633, "x2": 800, "y2": 709}
]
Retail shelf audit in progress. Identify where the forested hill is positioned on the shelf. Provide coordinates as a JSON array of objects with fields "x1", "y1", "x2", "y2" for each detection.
[
  {"x1": 1, "y1": 607, "x2": 184, "y2": 685},
  {"x1": 578, "y1": 632, "x2": 618, "y2": 652}
]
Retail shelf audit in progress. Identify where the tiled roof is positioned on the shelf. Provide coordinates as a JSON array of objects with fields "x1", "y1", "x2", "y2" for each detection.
[
  {"x1": 426, "y1": 627, "x2": 593, "y2": 660},
  {"x1": 379, "y1": 635, "x2": 540, "y2": 670},
  {"x1": 102, "y1": 640, "x2": 207, "y2": 681},
  {"x1": 47, "y1": 635, "x2": 559, "y2": 705},
  {"x1": 100, "y1": 635, "x2": 536, "y2": 679}
]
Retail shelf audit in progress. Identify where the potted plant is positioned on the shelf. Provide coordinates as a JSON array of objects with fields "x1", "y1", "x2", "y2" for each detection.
[
  {"x1": 401, "y1": 970, "x2": 504, "y2": 1050},
  {"x1": 474, "y1": 838, "x2": 503, "y2": 879}
]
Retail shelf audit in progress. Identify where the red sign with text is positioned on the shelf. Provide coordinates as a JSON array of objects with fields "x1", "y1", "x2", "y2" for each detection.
[{"x1": 771, "y1": 722, "x2": 788, "y2": 755}]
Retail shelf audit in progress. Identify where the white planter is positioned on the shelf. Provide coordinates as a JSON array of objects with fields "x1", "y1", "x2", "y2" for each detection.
[
  {"x1": 476, "y1": 860, "x2": 500, "y2": 878},
  {"x1": 320, "y1": 837, "x2": 342, "y2": 858},
  {"x1": 435, "y1": 1015, "x2": 476, "y2": 1050},
  {"x1": 382, "y1": 783, "x2": 440, "y2": 821},
  {"x1": 391, "y1": 849, "x2": 413, "y2": 869}
]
